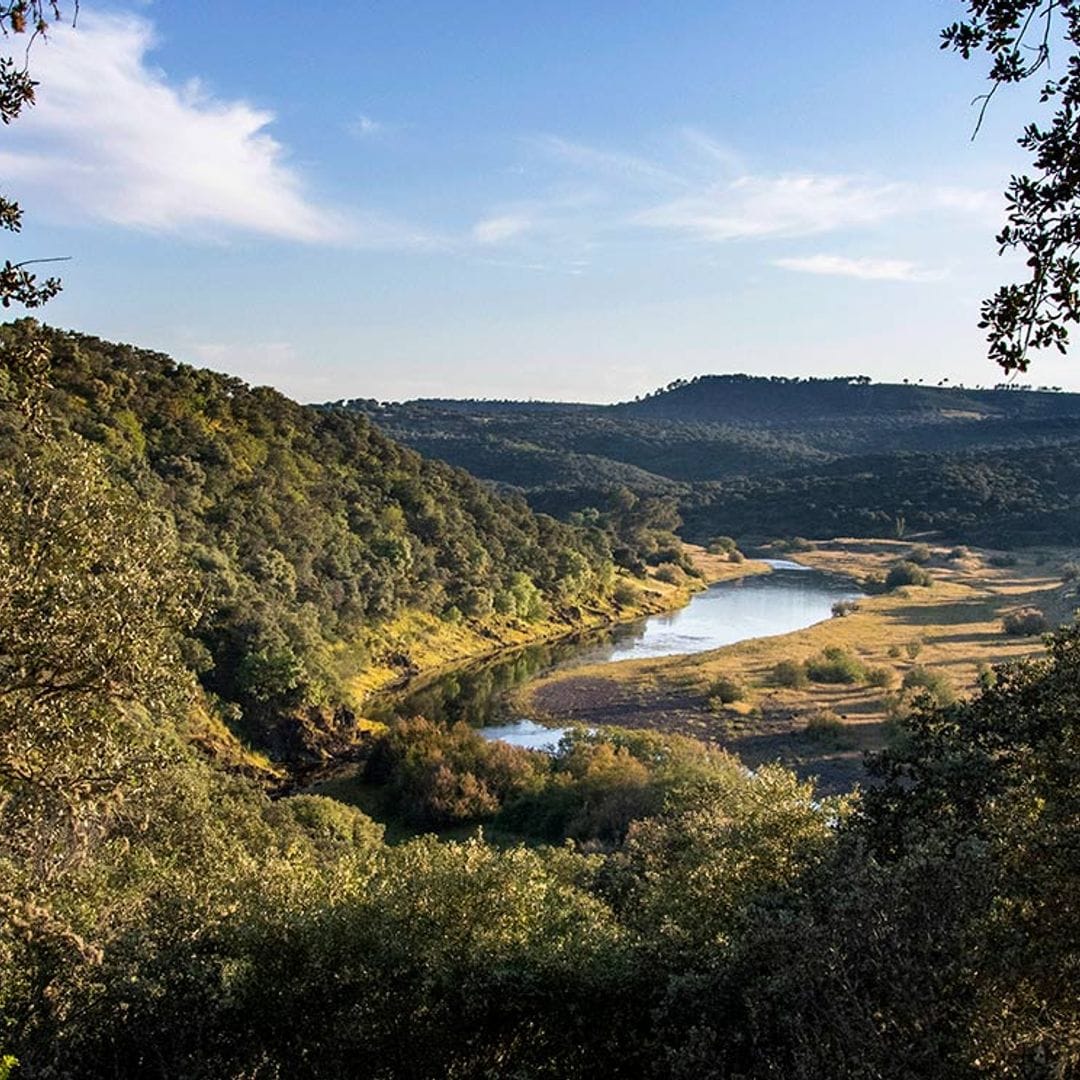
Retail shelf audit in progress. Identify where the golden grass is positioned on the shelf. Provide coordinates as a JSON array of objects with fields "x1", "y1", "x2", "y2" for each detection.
[{"x1": 514, "y1": 539, "x2": 1078, "y2": 792}]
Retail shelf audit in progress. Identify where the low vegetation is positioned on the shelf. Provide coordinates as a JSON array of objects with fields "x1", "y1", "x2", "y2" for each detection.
[{"x1": 1003, "y1": 607, "x2": 1050, "y2": 636}]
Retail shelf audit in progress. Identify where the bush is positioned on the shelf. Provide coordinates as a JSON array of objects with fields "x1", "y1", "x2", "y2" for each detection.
[
  {"x1": 907, "y1": 543, "x2": 932, "y2": 565},
  {"x1": 653, "y1": 563, "x2": 683, "y2": 585},
  {"x1": 772, "y1": 659, "x2": 809, "y2": 689},
  {"x1": 806, "y1": 647, "x2": 866, "y2": 685},
  {"x1": 1062, "y1": 560, "x2": 1080, "y2": 583},
  {"x1": 905, "y1": 639, "x2": 923, "y2": 660},
  {"x1": 989, "y1": 552, "x2": 1019, "y2": 568},
  {"x1": 803, "y1": 709, "x2": 854, "y2": 748},
  {"x1": 862, "y1": 572, "x2": 887, "y2": 595},
  {"x1": 865, "y1": 665, "x2": 895, "y2": 689},
  {"x1": 1002, "y1": 607, "x2": 1049, "y2": 636},
  {"x1": 885, "y1": 561, "x2": 932, "y2": 590},
  {"x1": 901, "y1": 666, "x2": 956, "y2": 706},
  {"x1": 728, "y1": 549, "x2": 745, "y2": 564},
  {"x1": 707, "y1": 535, "x2": 737, "y2": 555},
  {"x1": 831, "y1": 599, "x2": 859, "y2": 618},
  {"x1": 708, "y1": 675, "x2": 744, "y2": 704},
  {"x1": 612, "y1": 580, "x2": 640, "y2": 607},
  {"x1": 947, "y1": 546, "x2": 969, "y2": 561}
]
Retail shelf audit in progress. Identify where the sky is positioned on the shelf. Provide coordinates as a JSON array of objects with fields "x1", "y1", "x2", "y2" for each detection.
[{"x1": 2, "y1": 0, "x2": 1074, "y2": 402}]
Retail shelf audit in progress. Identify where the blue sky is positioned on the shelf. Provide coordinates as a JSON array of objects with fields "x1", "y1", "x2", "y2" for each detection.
[{"x1": 2, "y1": 1, "x2": 1071, "y2": 401}]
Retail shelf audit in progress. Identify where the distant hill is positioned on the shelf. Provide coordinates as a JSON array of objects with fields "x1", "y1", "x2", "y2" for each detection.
[
  {"x1": 617, "y1": 373, "x2": 1080, "y2": 423},
  {"x1": 343, "y1": 373, "x2": 1080, "y2": 547}
]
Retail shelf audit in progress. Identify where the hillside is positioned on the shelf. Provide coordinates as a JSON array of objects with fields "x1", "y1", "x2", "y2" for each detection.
[
  {"x1": 346, "y1": 374, "x2": 1080, "y2": 547},
  {"x1": 0, "y1": 322, "x2": 638, "y2": 755}
]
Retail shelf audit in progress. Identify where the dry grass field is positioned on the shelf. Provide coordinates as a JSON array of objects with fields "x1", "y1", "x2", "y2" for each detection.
[{"x1": 514, "y1": 539, "x2": 1078, "y2": 793}]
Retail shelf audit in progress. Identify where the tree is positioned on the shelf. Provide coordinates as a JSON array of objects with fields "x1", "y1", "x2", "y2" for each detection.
[
  {"x1": 0, "y1": 2, "x2": 70, "y2": 309},
  {"x1": 944, "y1": 2, "x2": 1080, "y2": 372}
]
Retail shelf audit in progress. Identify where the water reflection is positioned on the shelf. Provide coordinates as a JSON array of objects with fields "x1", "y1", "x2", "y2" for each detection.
[{"x1": 369, "y1": 566, "x2": 862, "y2": 750}]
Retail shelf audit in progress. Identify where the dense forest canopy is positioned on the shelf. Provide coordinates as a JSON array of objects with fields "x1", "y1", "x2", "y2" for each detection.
[
  {"x1": 0, "y1": 321, "x2": 628, "y2": 751},
  {"x1": 346, "y1": 373, "x2": 1080, "y2": 547}
]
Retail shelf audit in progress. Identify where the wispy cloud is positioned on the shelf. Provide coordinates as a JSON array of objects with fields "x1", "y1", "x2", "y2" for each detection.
[
  {"x1": 0, "y1": 14, "x2": 363, "y2": 243},
  {"x1": 636, "y1": 174, "x2": 906, "y2": 241},
  {"x1": 774, "y1": 253, "x2": 946, "y2": 283},
  {"x1": 348, "y1": 113, "x2": 384, "y2": 139},
  {"x1": 528, "y1": 134, "x2": 688, "y2": 190},
  {"x1": 471, "y1": 214, "x2": 535, "y2": 245}
]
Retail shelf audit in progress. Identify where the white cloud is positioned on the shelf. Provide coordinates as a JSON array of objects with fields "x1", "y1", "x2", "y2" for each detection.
[
  {"x1": 348, "y1": 113, "x2": 384, "y2": 138},
  {"x1": 0, "y1": 13, "x2": 345, "y2": 242},
  {"x1": 636, "y1": 173, "x2": 906, "y2": 241},
  {"x1": 529, "y1": 134, "x2": 687, "y2": 189},
  {"x1": 471, "y1": 214, "x2": 534, "y2": 245},
  {"x1": 773, "y1": 253, "x2": 946, "y2": 283}
]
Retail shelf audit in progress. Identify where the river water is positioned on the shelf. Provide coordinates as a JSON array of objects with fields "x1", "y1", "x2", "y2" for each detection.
[{"x1": 367, "y1": 561, "x2": 861, "y2": 750}]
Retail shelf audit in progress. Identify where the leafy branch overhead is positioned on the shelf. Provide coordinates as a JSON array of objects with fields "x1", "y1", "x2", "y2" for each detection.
[
  {"x1": 944, "y1": 1, "x2": 1080, "y2": 372},
  {"x1": 0, "y1": 2, "x2": 69, "y2": 309}
]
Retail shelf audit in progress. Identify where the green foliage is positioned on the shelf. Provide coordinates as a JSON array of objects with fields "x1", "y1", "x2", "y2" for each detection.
[
  {"x1": 708, "y1": 675, "x2": 744, "y2": 705},
  {"x1": 653, "y1": 562, "x2": 683, "y2": 584},
  {"x1": 901, "y1": 665, "x2": 957, "y2": 706},
  {"x1": 907, "y1": 543, "x2": 932, "y2": 564},
  {"x1": 864, "y1": 664, "x2": 895, "y2": 689},
  {"x1": 885, "y1": 559, "x2": 932, "y2": 590},
  {"x1": 943, "y1": 1, "x2": 1080, "y2": 373},
  {"x1": 803, "y1": 709, "x2": 854, "y2": 748},
  {"x1": 0, "y1": 323, "x2": 616, "y2": 746},
  {"x1": 1002, "y1": 606, "x2": 1049, "y2": 636},
  {"x1": 707, "y1": 534, "x2": 737, "y2": 555},
  {"x1": 771, "y1": 658, "x2": 809, "y2": 688},
  {"x1": 805, "y1": 646, "x2": 867, "y2": 685}
]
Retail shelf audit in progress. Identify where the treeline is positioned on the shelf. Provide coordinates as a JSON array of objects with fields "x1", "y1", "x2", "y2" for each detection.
[
  {"x1": 1, "y1": 362, "x2": 1076, "y2": 1075},
  {"x1": 349, "y1": 378, "x2": 1080, "y2": 548},
  {"x1": 680, "y1": 443, "x2": 1080, "y2": 547},
  {"x1": 0, "y1": 323, "x2": 620, "y2": 749}
]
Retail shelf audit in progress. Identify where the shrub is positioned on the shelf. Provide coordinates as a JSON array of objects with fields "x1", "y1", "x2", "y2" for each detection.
[
  {"x1": 772, "y1": 659, "x2": 808, "y2": 689},
  {"x1": 905, "y1": 639, "x2": 923, "y2": 660},
  {"x1": 947, "y1": 546, "x2": 970, "y2": 561},
  {"x1": 907, "y1": 543, "x2": 932, "y2": 565},
  {"x1": 806, "y1": 646, "x2": 866, "y2": 685},
  {"x1": 989, "y1": 552, "x2": 1019, "y2": 568},
  {"x1": 708, "y1": 675, "x2": 744, "y2": 704},
  {"x1": 886, "y1": 644, "x2": 902, "y2": 658},
  {"x1": 653, "y1": 563, "x2": 682, "y2": 585},
  {"x1": 901, "y1": 666, "x2": 956, "y2": 706},
  {"x1": 885, "y1": 560, "x2": 932, "y2": 590},
  {"x1": 707, "y1": 535, "x2": 737, "y2": 555},
  {"x1": 1002, "y1": 607, "x2": 1049, "y2": 636},
  {"x1": 803, "y1": 709, "x2": 854, "y2": 748},
  {"x1": 612, "y1": 580, "x2": 640, "y2": 607},
  {"x1": 862, "y1": 572, "x2": 887, "y2": 595},
  {"x1": 728, "y1": 549, "x2": 745, "y2": 564},
  {"x1": 865, "y1": 665, "x2": 895, "y2": 689},
  {"x1": 1062, "y1": 560, "x2": 1080, "y2": 583},
  {"x1": 831, "y1": 599, "x2": 859, "y2": 618}
]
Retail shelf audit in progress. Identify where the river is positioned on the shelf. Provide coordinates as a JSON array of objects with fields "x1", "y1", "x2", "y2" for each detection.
[{"x1": 366, "y1": 560, "x2": 861, "y2": 751}]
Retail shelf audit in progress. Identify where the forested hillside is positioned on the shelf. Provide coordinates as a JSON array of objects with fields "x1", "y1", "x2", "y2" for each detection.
[
  {"x1": 0, "y1": 322, "x2": 632, "y2": 752},
  {"x1": 2, "y1": 332, "x2": 1077, "y2": 1073},
  {"x1": 347, "y1": 374, "x2": 1080, "y2": 546}
]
